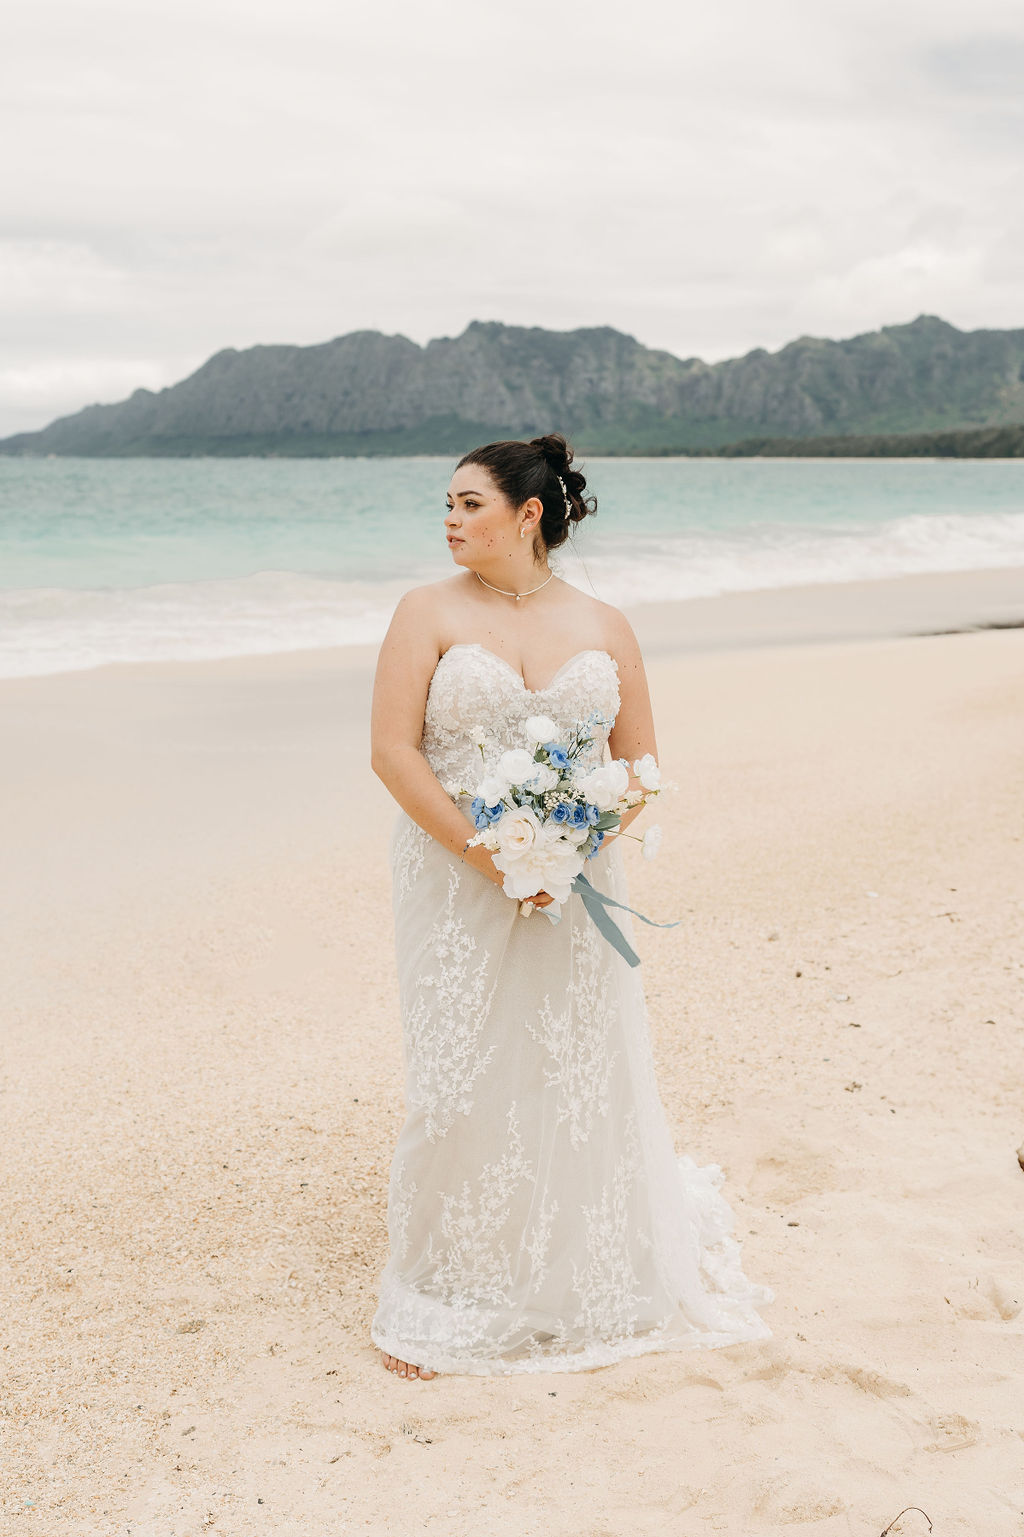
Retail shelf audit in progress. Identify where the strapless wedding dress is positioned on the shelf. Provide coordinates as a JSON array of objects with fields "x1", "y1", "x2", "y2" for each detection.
[{"x1": 370, "y1": 642, "x2": 774, "y2": 1374}]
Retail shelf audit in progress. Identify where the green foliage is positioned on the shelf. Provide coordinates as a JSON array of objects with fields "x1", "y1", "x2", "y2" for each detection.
[{"x1": 706, "y1": 423, "x2": 1024, "y2": 458}]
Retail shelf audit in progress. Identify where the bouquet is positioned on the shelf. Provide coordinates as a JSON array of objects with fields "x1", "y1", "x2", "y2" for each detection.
[{"x1": 460, "y1": 710, "x2": 675, "y2": 967}]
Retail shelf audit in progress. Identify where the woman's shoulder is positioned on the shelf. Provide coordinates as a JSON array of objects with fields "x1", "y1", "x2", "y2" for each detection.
[
  {"x1": 391, "y1": 574, "x2": 467, "y2": 619},
  {"x1": 563, "y1": 586, "x2": 642, "y2": 662}
]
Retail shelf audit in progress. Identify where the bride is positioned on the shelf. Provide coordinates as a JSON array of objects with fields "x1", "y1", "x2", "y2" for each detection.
[{"x1": 369, "y1": 433, "x2": 774, "y2": 1379}]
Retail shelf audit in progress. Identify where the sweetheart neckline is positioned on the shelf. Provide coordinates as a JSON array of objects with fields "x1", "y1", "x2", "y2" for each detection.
[{"x1": 439, "y1": 642, "x2": 618, "y2": 696}]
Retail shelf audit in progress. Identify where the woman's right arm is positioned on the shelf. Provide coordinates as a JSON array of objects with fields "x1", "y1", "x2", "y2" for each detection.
[{"x1": 369, "y1": 588, "x2": 504, "y2": 888}]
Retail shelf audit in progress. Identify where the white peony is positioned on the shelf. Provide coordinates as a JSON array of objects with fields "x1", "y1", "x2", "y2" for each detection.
[
  {"x1": 476, "y1": 774, "x2": 509, "y2": 804},
  {"x1": 524, "y1": 714, "x2": 560, "y2": 744},
  {"x1": 497, "y1": 823, "x2": 583, "y2": 903},
  {"x1": 575, "y1": 759, "x2": 630, "y2": 812},
  {"x1": 641, "y1": 823, "x2": 663, "y2": 860},
  {"x1": 633, "y1": 752, "x2": 662, "y2": 790},
  {"x1": 497, "y1": 748, "x2": 538, "y2": 786}
]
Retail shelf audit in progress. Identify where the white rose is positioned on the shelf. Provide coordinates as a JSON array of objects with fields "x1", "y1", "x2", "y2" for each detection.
[
  {"x1": 522, "y1": 763, "x2": 559, "y2": 794},
  {"x1": 494, "y1": 806, "x2": 542, "y2": 859},
  {"x1": 476, "y1": 774, "x2": 509, "y2": 804},
  {"x1": 576, "y1": 759, "x2": 630, "y2": 812},
  {"x1": 641, "y1": 823, "x2": 663, "y2": 860},
  {"x1": 633, "y1": 753, "x2": 661, "y2": 791},
  {"x1": 524, "y1": 714, "x2": 560, "y2": 744},
  {"x1": 497, "y1": 748, "x2": 538, "y2": 786}
]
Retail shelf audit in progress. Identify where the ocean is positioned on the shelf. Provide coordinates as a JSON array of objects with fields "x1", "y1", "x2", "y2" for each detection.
[{"x1": 2, "y1": 455, "x2": 1023, "y2": 679}]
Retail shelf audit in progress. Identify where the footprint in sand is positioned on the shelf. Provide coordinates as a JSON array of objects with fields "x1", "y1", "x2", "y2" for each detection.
[
  {"x1": 922, "y1": 1410, "x2": 981, "y2": 1452},
  {"x1": 752, "y1": 1472, "x2": 846, "y2": 1524},
  {"x1": 748, "y1": 1137, "x2": 843, "y2": 1205},
  {"x1": 825, "y1": 1362, "x2": 913, "y2": 1399},
  {"x1": 943, "y1": 1273, "x2": 1022, "y2": 1321}
]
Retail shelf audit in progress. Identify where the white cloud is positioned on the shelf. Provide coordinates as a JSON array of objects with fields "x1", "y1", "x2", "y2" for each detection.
[
  {"x1": 1, "y1": 0, "x2": 1023, "y2": 433},
  {"x1": 0, "y1": 238, "x2": 138, "y2": 313},
  {"x1": 0, "y1": 358, "x2": 182, "y2": 436}
]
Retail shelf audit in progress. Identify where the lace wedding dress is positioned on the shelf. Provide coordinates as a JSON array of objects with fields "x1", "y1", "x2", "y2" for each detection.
[{"x1": 370, "y1": 642, "x2": 774, "y2": 1375}]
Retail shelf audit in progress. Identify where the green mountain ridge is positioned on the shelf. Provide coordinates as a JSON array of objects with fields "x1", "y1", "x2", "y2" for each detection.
[{"x1": 3, "y1": 314, "x2": 1024, "y2": 457}]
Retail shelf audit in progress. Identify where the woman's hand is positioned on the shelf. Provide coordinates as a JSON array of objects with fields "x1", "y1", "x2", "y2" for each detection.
[{"x1": 460, "y1": 840, "x2": 556, "y2": 908}]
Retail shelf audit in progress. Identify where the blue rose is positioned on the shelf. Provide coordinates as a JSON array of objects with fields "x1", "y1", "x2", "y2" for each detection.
[
  {"x1": 544, "y1": 743, "x2": 569, "y2": 769},
  {"x1": 485, "y1": 802, "x2": 505, "y2": 823},
  {"x1": 569, "y1": 802, "x2": 589, "y2": 829},
  {"x1": 550, "y1": 802, "x2": 571, "y2": 824},
  {"x1": 585, "y1": 802, "x2": 600, "y2": 825},
  {"x1": 585, "y1": 830, "x2": 605, "y2": 859}
]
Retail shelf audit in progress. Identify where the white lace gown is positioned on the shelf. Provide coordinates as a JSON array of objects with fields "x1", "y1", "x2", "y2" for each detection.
[{"x1": 370, "y1": 642, "x2": 775, "y2": 1374}]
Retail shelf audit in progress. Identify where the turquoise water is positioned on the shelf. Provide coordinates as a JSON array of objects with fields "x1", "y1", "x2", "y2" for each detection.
[{"x1": 2, "y1": 455, "x2": 1023, "y2": 676}]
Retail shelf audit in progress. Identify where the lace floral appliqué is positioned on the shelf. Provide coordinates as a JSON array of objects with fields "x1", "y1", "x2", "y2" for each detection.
[{"x1": 404, "y1": 863, "x2": 499, "y2": 1143}]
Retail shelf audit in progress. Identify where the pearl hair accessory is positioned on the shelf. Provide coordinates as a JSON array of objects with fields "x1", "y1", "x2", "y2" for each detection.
[{"x1": 557, "y1": 476, "x2": 572, "y2": 521}]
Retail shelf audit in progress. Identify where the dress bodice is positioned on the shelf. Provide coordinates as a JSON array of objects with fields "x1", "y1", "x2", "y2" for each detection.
[{"x1": 421, "y1": 643, "x2": 621, "y2": 797}]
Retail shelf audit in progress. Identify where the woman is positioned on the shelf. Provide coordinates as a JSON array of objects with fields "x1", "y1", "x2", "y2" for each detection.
[{"x1": 369, "y1": 433, "x2": 774, "y2": 1379}]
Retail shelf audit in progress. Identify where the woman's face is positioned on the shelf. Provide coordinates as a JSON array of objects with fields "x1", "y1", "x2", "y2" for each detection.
[{"x1": 444, "y1": 465, "x2": 522, "y2": 566}]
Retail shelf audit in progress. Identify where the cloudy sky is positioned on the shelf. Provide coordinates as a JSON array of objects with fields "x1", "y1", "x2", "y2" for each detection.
[{"x1": 3, "y1": 0, "x2": 1023, "y2": 436}]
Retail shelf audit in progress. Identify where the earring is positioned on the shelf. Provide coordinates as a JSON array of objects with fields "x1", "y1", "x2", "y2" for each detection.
[{"x1": 520, "y1": 527, "x2": 526, "y2": 538}]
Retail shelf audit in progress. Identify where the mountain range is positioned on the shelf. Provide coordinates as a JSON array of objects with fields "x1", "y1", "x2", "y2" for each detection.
[{"x1": 3, "y1": 314, "x2": 1024, "y2": 458}]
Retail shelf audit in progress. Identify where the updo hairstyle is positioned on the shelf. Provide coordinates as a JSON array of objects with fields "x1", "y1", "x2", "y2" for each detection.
[{"x1": 455, "y1": 433, "x2": 597, "y2": 553}]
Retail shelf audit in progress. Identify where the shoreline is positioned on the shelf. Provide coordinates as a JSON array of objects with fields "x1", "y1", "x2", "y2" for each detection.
[
  {"x1": 626, "y1": 560, "x2": 1024, "y2": 655},
  {"x1": 3, "y1": 561, "x2": 1022, "y2": 687}
]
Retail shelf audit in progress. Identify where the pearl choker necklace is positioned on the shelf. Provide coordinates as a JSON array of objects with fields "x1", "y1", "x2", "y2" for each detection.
[{"x1": 475, "y1": 569, "x2": 555, "y2": 602}]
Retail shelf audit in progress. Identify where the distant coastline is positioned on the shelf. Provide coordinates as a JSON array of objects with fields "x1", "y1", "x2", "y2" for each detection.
[
  {"x1": 4, "y1": 422, "x2": 1024, "y2": 459},
  {"x1": 3, "y1": 313, "x2": 1024, "y2": 459}
]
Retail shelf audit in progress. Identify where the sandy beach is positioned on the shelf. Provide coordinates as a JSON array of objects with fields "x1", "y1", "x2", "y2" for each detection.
[{"x1": 2, "y1": 564, "x2": 1023, "y2": 1536}]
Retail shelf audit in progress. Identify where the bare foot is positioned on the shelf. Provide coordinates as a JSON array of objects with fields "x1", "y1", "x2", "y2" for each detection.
[{"x1": 380, "y1": 1350, "x2": 436, "y2": 1381}]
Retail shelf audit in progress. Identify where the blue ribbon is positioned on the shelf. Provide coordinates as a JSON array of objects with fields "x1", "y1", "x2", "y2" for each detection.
[{"x1": 570, "y1": 872, "x2": 679, "y2": 968}]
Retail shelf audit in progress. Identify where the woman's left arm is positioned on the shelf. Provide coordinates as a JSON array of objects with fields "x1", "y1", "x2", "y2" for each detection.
[{"x1": 605, "y1": 610, "x2": 659, "y2": 838}]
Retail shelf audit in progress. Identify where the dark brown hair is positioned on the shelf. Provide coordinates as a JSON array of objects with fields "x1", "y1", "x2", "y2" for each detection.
[{"x1": 455, "y1": 433, "x2": 596, "y2": 553}]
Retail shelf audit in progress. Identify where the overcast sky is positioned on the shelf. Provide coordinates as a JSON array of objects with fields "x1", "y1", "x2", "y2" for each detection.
[{"x1": 3, "y1": 0, "x2": 1023, "y2": 436}]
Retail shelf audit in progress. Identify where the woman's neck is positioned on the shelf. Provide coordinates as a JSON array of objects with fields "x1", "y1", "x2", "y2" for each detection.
[{"x1": 471, "y1": 554, "x2": 552, "y2": 597}]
